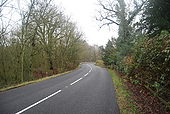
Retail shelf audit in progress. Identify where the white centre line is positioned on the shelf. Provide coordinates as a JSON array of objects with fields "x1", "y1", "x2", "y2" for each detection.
[
  {"x1": 87, "y1": 64, "x2": 92, "y2": 73},
  {"x1": 70, "y1": 77, "x2": 83, "y2": 85},
  {"x1": 15, "y1": 64, "x2": 93, "y2": 114},
  {"x1": 70, "y1": 64, "x2": 92, "y2": 84},
  {"x1": 84, "y1": 72, "x2": 89, "y2": 77},
  {"x1": 15, "y1": 90, "x2": 62, "y2": 114},
  {"x1": 83, "y1": 64, "x2": 92, "y2": 77}
]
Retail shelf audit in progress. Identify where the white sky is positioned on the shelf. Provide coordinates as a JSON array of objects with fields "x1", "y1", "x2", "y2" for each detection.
[
  {"x1": 54, "y1": 0, "x2": 118, "y2": 46},
  {"x1": 2, "y1": 0, "x2": 118, "y2": 46}
]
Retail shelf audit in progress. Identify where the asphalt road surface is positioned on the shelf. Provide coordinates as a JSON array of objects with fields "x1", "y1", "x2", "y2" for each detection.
[{"x1": 0, "y1": 63, "x2": 120, "y2": 114}]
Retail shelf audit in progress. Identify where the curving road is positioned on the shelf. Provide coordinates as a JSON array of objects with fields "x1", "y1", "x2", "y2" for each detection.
[{"x1": 0, "y1": 63, "x2": 120, "y2": 114}]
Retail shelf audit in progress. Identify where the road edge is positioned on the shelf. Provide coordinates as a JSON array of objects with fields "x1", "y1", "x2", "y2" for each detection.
[{"x1": 0, "y1": 65, "x2": 81, "y2": 92}]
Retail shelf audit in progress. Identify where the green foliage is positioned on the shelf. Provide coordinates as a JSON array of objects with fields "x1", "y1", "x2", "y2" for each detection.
[
  {"x1": 95, "y1": 60, "x2": 105, "y2": 67},
  {"x1": 98, "y1": 0, "x2": 170, "y2": 110},
  {"x1": 130, "y1": 31, "x2": 170, "y2": 107},
  {"x1": 101, "y1": 40, "x2": 116, "y2": 66},
  {"x1": 140, "y1": 0, "x2": 170, "y2": 36}
]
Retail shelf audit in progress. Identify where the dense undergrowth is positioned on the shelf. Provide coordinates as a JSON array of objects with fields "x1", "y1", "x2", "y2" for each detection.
[
  {"x1": 96, "y1": 60, "x2": 168, "y2": 113},
  {"x1": 97, "y1": 0, "x2": 170, "y2": 111},
  {"x1": 101, "y1": 31, "x2": 170, "y2": 112}
]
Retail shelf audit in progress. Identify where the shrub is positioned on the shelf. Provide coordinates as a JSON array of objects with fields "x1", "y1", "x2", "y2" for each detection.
[{"x1": 130, "y1": 31, "x2": 170, "y2": 104}]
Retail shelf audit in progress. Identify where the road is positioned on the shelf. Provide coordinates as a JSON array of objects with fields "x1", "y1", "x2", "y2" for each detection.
[{"x1": 0, "y1": 63, "x2": 120, "y2": 114}]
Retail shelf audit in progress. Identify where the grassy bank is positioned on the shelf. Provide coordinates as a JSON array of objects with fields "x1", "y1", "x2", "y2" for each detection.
[
  {"x1": 108, "y1": 69, "x2": 139, "y2": 114},
  {"x1": 0, "y1": 70, "x2": 73, "y2": 92}
]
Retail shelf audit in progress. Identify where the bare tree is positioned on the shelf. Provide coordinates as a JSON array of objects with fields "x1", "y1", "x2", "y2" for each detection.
[
  {"x1": 96, "y1": 0, "x2": 146, "y2": 40},
  {"x1": 17, "y1": 0, "x2": 36, "y2": 82},
  {"x1": 0, "y1": 0, "x2": 89, "y2": 87},
  {"x1": 0, "y1": 0, "x2": 8, "y2": 17}
]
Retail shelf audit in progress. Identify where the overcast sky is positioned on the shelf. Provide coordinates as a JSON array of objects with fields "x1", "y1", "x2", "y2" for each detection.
[
  {"x1": 2, "y1": 0, "x2": 118, "y2": 46},
  {"x1": 54, "y1": 0, "x2": 118, "y2": 46}
]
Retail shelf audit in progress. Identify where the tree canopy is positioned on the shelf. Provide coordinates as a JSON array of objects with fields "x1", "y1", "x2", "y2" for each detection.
[{"x1": 141, "y1": 0, "x2": 170, "y2": 36}]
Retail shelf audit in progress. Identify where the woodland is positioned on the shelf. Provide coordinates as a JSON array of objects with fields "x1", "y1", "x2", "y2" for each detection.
[
  {"x1": 97, "y1": 0, "x2": 170, "y2": 111},
  {"x1": 0, "y1": 0, "x2": 99, "y2": 88}
]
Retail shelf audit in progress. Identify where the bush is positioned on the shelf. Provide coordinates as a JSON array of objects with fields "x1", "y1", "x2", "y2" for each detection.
[
  {"x1": 95, "y1": 60, "x2": 105, "y2": 67},
  {"x1": 130, "y1": 31, "x2": 170, "y2": 104}
]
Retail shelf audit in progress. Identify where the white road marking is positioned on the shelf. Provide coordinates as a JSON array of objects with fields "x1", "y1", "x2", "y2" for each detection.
[
  {"x1": 83, "y1": 64, "x2": 92, "y2": 78},
  {"x1": 15, "y1": 90, "x2": 62, "y2": 114},
  {"x1": 70, "y1": 77, "x2": 82, "y2": 85},
  {"x1": 87, "y1": 64, "x2": 92, "y2": 73},
  {"x1": 84, "y1": 72, "x2": 88, "y2": 77},
  {"x1": 70, "y1": 64, "x2": 92, "y2": 84},
  {"x1": 16, "y1": 64, "x2": 93, "y2": 114}
]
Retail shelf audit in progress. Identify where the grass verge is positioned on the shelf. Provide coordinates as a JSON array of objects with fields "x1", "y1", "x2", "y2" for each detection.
[
  {"x1": 0, "y1": 70, "x2": 74, "y2": 92},
  {"x1": 108, "y1": 69, "x2": 139, "y2": 114}
]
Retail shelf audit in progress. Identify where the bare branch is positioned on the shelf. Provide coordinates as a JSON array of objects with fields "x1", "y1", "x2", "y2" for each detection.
[
  {"x1": 96, "y1": 0, "x2": 120, "y2": 28},
  {"x1": 0, "y1": 0, "x2": 8, "y2": 7},
  {"x1": 127, "y1": 0, "x2": 147, "y2": 24},
  {"x1": 96, "y1": 10, "x2": 119, "y2": 26},
  {"x1": 99, "y1": 22, "x2": 114, "y2": 28},
  {"x1": 104, "y1": 16, "x2": 119, "y2": 25},
  {"x1": 99, "y1": 1, "x2": 118, "y2": 14}
]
